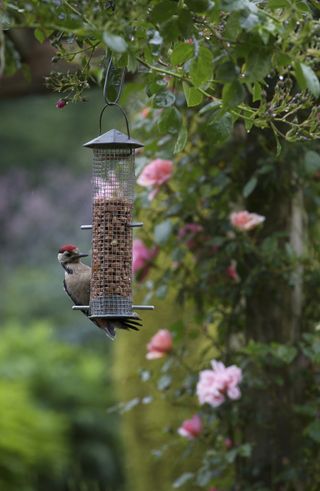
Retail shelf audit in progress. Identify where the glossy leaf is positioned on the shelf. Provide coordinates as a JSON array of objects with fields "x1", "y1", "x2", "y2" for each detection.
[
  {"x1": 209, "y1": 111, "x2": 233, "y2": 143},
  {"x1": 183, "y1": 82, "x2": 203, "y2": 107},
  {"x1": 295, "y1": 62, "x2": 320, "y2": 97},
  {"x1": 170, "y1": 43, "x2": 193, "y2": 65},
  {"x1": 174, "y1": 125, "x2": 188, "y2": 154},
  {"x1": 154, "y1": 220, "x2": 173, "y2": 245},
  {"x1": 154, "y1": 91, "x2": 176, "y2": 108},
  {"x1": 222, "y1": 80, "x2": 245, "y2": 108},
  {"x1": 243, "y1": 176, "x2": 258, "y2": 197},
  {"x1": 190, "y1": 46, "x2": 213, "y2": 87},
  {"x1": 103, "y1": 32, "x2": 128, "y2": 53}
]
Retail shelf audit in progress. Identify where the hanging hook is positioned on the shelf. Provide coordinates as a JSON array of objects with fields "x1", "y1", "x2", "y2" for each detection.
[
  {"x1": 99, "y1": 102, "x2": 131, "y2": 138},
  {"x1": 103, "y1": 57, "x2": 126, "y2": 105},
  {"x1": 99, "y1": 57, "x2": 130, "y2": 137}
]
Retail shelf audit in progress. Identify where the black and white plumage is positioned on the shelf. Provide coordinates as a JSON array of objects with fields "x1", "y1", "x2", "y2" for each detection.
[{"x1": 57, "y1": 244, "x2": 142, "y2": 339}]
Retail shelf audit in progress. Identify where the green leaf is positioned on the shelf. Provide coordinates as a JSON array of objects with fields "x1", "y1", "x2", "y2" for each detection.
[
  {"x1": 185, "y1": 0, "x2": 211, "y2": 12},
  {"x1": 158, "y1": 107, "x2": 182, "y2": 133},
  {"x1": 182, "y1": 82, "x2": 203, "y2": 107},
  {"x1": 238, "y1": 443, "x2": 252, "y2": 458},
  {"x1": 246, "y1": 50, "x2": 272, "y2": 82},
  {"x1": 103, "y1": 32, "x2": 128, "y2": 53},
  {"x1": 190, "y1": 46, "x2": 213, "y2": 87},
  {"x1": 170, "y1": 43, "x2": 193, "y2": 65},
  {"x1": 153, "y1": 90, "x2": 176, "y2": 108},
  {"x1": 271, "y1": 344, "x2": 297, "y2": 364},
  {"x1": 224, "y1": 12, "x2": 242, "y2": 41},
  {"x1": 305, "y1": 420, "x2": 320, "y2": 443},
  {"x1": 243, "y1": 176, "x2": 258, "y2": 197},
  {"x1": 295, "y1": 62, "x2": 320, "y2": 97},
  {"x1": 157, "y1": 374, "x2": 172, "y2": 391},
  {"x1": 150, "y1": 0, "x2": 177, "y2": 22},
  {"x1": 252, "y1": 82, "x2": 262, "y2": 102},
  {"x1": 154, "y1": 220, "x2": 173, "y2": 245},
  {"x1": 156, "y1": 284, "x2": 168, "y2": 299},
  {"x1": 304, "y1": 150, "x2": 320, "y2": 174},
  {"x1": 199, "y1": 100, "x2": 221, "y2": 115},
  {"x1": 222, "y1": 80, "x2": 245, "y2": 108},
  {"x1": 173, "y1": 473, "x2": 194, "y2": 488},
  {"x1": 268, "y1": 0, "x2": 290, "y2": 7},
  {"x1": 127, "y1": 52, "x2": 138, "y2": 73},
  {"x1": 209, "y1": 111, "x2": 233, "y2": 144},
  {"x1": 196, "y1": 467, "x2": 213, "y2": 486},
  {"x1": 273, "y1": 52, "x2": 291, "y2": 68},
  {"x1": 222, "y1": 0, "x2": 257, "y2": 11},
  {"x1": 216, "y1": 61, "x2": 240, "y2": 82},
  {"x1": 174, "y1": 125, "x2": 188, "y2": 154},
  {"x1": 161, "y1": 17, "x2": 181, "y2": 42},
  {"x1": 146, "y1": 77, "x2": 167, "y2": 96},
  {"x1": 34, "y1": 28, "x2": 46, "y2": 44},
  {"x1": 240, "y1": 12, "x2": 259, "y2": 30},
  {"x1": 177, "y1": 9, "x2": 193, "y2": 38}
]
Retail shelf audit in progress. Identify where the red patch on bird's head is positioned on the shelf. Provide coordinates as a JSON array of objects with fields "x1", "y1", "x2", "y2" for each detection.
[{"x1": 59, "y1": 244, "x2": 78, "y2": 253}]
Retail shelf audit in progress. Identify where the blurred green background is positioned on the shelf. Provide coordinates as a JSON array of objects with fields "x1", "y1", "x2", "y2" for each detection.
[{"x1": 0, "y1": 90, "x2": 188, "y2": 491}]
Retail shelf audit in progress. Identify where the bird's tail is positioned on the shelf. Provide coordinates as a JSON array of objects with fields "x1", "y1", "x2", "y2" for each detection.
[
  {"x1": 94, "y1": 319, "x2": 116, "y2": 340},
  {"x1": 93, "y1": 315, "x2": 142, "y2": 340}
]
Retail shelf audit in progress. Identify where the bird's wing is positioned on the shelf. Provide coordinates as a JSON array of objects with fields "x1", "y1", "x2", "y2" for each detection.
[{"x1": 63, "y1": 279, "x2": 89, "y2": 315}]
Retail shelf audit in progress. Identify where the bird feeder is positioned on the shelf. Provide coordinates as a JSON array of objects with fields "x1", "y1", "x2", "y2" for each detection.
[
  {"x1": 83, "y1": 126, "x2": 143, "y2": 319},
  {"x1": 75, "y1": 59, "x2": 154, "y2": 323}
]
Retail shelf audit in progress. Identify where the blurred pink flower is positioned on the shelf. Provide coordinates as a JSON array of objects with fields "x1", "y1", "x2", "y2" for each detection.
[
  {"x1": 56, "y1": 98, "x2": 67, "y2": 109},
  {"x1": 230, "y1": 210, "x2": 265, "y2": 231},
  {"x1": 197, "y1": 360, "x2": 242, "y2": 408},
  {"x1": 146, "y1": 329, "x2": 173, "y2": 360},
  {"x1": 137, "y1": 159, "x2": 173, "y2": 199},
  {"x1": 226, "y1": 260, "x2": 240, "y2": 282},
  {"x1": 140, "y1": 107, "x2": 150, "y2": 118},
  {"x1": 132, "y1": 239, "x2": 158, "y2": 280},
  {"x1": 224, "y1": 437, "x2": 233, "y2": 449},
  {"x1": 178, "y1": 414, "x2": 202, "y2": 440}
]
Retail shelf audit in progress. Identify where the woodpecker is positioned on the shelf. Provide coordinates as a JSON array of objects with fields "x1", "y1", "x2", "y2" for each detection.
[{"x1": 57, "y1": 244, "x2": 141, "y2": 339}]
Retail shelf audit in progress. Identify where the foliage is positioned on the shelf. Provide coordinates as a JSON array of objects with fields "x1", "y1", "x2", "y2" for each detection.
[
  {"x1": 0, "y1": 321, "x2": 125, "y2": 491},
  {"x1": 2, "y1": 1, "x2": 320, "y2": 490},
  {"x1": 2, "y1": 0, "x2": 320, "y2": 142}
]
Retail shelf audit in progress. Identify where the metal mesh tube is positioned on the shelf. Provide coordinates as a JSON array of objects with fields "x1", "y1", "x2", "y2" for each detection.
[{"x1": 90, "y1": 147, "x2": 135, "y2": 317}]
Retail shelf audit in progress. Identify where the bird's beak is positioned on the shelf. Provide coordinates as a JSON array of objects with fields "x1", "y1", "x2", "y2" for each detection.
[{"x1": 77, "y1": 253, "x2": 89, "y2": 258}]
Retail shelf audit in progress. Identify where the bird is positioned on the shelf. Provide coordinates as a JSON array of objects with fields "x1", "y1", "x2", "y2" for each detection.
[{"x1": 57, "y1": 243, "x2": 142, "y2": 340}]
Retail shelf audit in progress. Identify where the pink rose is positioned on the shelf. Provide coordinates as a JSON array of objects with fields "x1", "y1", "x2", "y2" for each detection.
[
  {"x1": 132, "y1": 239, "x2": 158, "y2": 281},
  {"x1": 197, "y1": 360, "x2": 242, "y2": 408},
  {"x1": 146, "y1": 329, "x2": 173, "y2": 360},
  {"x1": 230, "y1": 210, "x2": 265, "y2": 231},
  {"x1": 226, "y1": 260, "x2": 240, "y2": 282},
  {"x1": 178, "y1": 414, "x2": 202, "y2": 440},
  {"x1": 137, "y1": 159, "x2": 173, "y2": 199}
]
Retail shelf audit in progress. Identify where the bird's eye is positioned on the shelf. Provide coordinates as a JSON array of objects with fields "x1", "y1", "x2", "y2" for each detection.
[{"x1": 65, "y1": 252, "x2": 71, "y2": 256}]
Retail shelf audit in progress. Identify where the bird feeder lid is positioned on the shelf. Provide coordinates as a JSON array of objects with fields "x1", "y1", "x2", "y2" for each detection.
[{"x1": 84, "y1": 129, "x2": 144, "y2": 149}]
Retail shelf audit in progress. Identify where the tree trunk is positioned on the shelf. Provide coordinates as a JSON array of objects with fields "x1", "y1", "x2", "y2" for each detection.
[{"x1": 243, "y1": 148, "x2": 306, "y2": 488}]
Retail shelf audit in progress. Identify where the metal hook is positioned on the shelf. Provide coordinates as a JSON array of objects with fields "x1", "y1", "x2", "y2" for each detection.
[
  {"x1": 99, "y1": 57, "x2": 130, "y2": 137},
  {"x1": 103, "y1": 57, "x2": 126, "y2": 105},
  {"x1": 99, "y1": 102, "x2": 131, "y2": 138}
]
